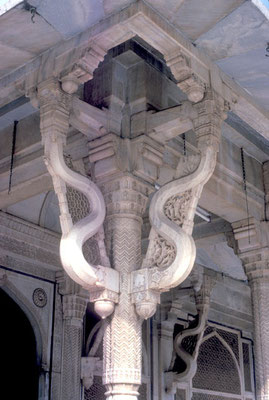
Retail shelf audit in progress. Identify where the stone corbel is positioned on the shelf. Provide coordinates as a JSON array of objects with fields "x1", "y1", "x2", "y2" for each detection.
[
  {"x1": 164, "y1": 51, "x2": 206, "y2": 103},
  {"x1": 39, "y1": 78, "x2": 119, "y2": 319},
  {"x1": 60, "y1": 44, "x2": 106, "y2": 94}
]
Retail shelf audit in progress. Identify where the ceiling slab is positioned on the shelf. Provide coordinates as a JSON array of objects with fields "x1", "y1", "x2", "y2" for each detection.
[
  {"x1": 196, "y1": 1, "x2": 269, "y2": 60},
  {"x1": 216, "y1": 48, "x2": 269, "y2": 110},
  {"x1": 29, "y1": 0, "x2": 105, "y2": 38}
]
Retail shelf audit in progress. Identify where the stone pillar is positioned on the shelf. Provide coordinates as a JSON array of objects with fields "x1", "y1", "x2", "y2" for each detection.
[
  {"x1": 89, "y1": 134, "x2": 153, "y2": 399},
  {"x1": 233, "y1": 218, "x2": 269, "y2": 400},
  {"x1": 59, "y1": 276, "x2": 88, "y2": 400},
  {"x1": 103, "y1": 177, "x2": 148, "y2": 400}
]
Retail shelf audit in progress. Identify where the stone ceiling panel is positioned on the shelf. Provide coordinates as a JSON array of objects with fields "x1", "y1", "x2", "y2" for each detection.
[
  {"x1": 216, "y1": 48, "x2": 269, "y2": 110},
  {"x1": 196, "y1": 1, "x2": 269, "y2": 60},
  {"x1": 162, "y1": 0, "x2": 245, "y2": 40},
  {"x1": 0, "y1": 8, "x2": 62, "y2": 78}
]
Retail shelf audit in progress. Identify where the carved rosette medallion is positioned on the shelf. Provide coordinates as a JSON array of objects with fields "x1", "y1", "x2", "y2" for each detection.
[{"x1": 33, "y1": 288, "x2": 47, "y2": 308}]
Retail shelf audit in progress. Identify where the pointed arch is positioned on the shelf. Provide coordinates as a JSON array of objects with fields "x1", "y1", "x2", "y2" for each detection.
[{"x1": 193, "y1": 330, "x2": 243, "y2": 395}]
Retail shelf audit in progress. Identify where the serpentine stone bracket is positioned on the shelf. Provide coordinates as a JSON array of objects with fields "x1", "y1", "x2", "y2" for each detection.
[
  {"x1": 165, "y1": 271, "x2": 215, "y2": 394},
  {"x1": 131, "y1": 91, "x2": 228, "y2": 320},
  {"x1": 38, "y1": 77, "x2": 119, "y2": 319}
]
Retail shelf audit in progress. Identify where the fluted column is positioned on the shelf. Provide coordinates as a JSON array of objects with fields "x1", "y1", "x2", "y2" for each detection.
[{"x1": 233, "y1": 219, "x2": 269, "y2": 400}]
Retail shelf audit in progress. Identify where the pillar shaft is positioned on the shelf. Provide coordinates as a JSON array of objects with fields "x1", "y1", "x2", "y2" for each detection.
[
  {"x1": 61, "y1": 291, "x2": 87, "y2": 400},
  {"x1": 104, "y1": 217, "x2": 142, "y2": 399},
  {"x1": 233, "y1": 219, "x2": 269, "y2": 400},
  {"x1": 100, "y1": 177, "x2": 149, "y2": 399},
  {"x1": 249, "y1": 275, "x2": 269, "y2": 399}
]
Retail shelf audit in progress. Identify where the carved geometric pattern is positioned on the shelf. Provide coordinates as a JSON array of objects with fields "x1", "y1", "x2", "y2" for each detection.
[
  {"x1": 249, "y1": 280, "x2": 269, "y2": 398},
  {"x1": 243, "y1": 342, "x2": 252, "y2": 392},
  {"x1": 83, "y1": 238, "x2": 101, "y2": 266},
  {"x1": 164, "y1": 189, "x2": 192, "y2": 227},
  {"x1": 65, "y1": 166, "x2": 101, "y2": 265},
  {"x1": 84, "y1": 376, "x2": 105, "y2": 400},
  {"x1": 66, "y1": 186, "x2": 90, "y2": 224},
  {"x1": 193, "y1": 335, "x2": 241, "y2": 394},
  {"x1": 104, "y1": 217, "x2": 142, "y2": 385},
  {"x1": 62, "y1": 324, "x2": 82, "y2": 400},
  {"x1": 217, "y1": 328, "x2": 239, "y2": 362}
]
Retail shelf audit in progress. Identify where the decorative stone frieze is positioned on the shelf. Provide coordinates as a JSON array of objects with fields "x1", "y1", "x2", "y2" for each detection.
[{"x1": 233, "y1": 218, "x2": 269, "y2": 400}]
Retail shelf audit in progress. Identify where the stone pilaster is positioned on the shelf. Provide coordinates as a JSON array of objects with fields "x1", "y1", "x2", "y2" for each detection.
[
  {"x1": 58, "y1": 275, "x2": 88, "y2": 400},
  {"x1": 233, "y1": 218, "x2": 269, "y2": 400}
]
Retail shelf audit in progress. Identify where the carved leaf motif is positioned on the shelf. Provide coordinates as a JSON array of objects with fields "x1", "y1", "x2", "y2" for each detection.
[
  {"x1": 164, "y1": 190, "x2": 192, "y2": 227},
  {"x1": 147, "y1": 233, "x2": 176, "y2": 269}
]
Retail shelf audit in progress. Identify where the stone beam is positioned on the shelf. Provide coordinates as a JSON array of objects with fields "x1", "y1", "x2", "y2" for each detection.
[
  {"x1": 0, "y1": 1, "x2": 268, "y2": 141},
  {"x1": 70, "y1": 97, "x2": 121, "y2": 139},
  {"x1": 0, "y1": 113, "x2": 89, "y2": 209},
  {"x1": 131, "y1": 102, "x2": 195, "y2": 143}
]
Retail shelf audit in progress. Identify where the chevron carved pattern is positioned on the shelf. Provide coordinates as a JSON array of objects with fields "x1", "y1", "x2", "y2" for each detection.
[
  {"x1": 251, "y1": 279, "x2": 269, "y2": 400},
  {"x1": 104, "y1": 217, "x2": 142, "y2": 386}
]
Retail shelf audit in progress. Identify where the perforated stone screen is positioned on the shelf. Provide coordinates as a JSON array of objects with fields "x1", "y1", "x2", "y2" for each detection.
[
  {"x1": 191, "y1": 325, "x2": 254, "y2": 400},
  {"x1": 84, "y1": 376, "x2": 105, "y2": 400},
  {"x1": 193, "y1": 334, "x2": 241, "y2": 394},
  {"x1": 243, "y1": 342, "x2": 252, "y2": 392}
]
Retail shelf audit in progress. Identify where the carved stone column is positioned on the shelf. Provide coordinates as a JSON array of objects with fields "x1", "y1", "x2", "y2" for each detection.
[
  {"x1": 89, "y1": 134, "x2": 158, "y2": 399},
  {"x1": 103, "y1": 180, "x2": 146, "y2": 400},
  {"x1": 233, "y1": 218, "x2": 269, "y2": 400},
  {"x1": 58, "y1": 276, "x2": 88, "y2": 400}
]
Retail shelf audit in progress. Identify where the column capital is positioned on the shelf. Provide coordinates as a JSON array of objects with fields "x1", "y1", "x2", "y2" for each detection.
[
  {"x1": 232, "y1": 218, "x2": 269, "y2": 281},
  {"x1": 62, "y1": 294, "x2": 88, "y2": 326},
  {"x1": 193, "y1": 90, "x2": 229, "y2": 151},
  {"x1": 89, "y1": 133, "x2": 164, "y2": 186}
]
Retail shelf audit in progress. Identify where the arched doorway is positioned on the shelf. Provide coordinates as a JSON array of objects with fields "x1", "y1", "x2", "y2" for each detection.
[{"x1": 0, "y1": 288, "x2": 39, "y2": 399}]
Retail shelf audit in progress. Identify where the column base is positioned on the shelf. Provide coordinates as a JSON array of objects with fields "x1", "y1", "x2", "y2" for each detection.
[{"x1": 105, "y1": 384, "x2": 140, "y2": 400}]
